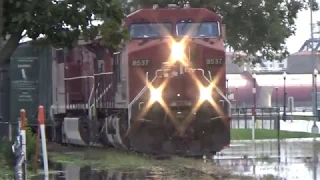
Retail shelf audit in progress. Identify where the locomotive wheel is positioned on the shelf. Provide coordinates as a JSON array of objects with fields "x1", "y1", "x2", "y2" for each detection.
[
  {"x1": 100, "y1": 118, "x2": 112, "y2": 147},
  {"x1": 53, "y1": 117, "x2": 63, "y2": 144},
  {"x1": 79, "y1": 166, "x2": 92, "y2": 180},
  {"x1": 78, "y1": 116, "x2": 90, "y2": 145},
  {"x1": 101, "y1": 112, "x2": 130, "y2": 149},
  {"x1": 118, "y1": 113, "x2": 130, "y2": 149}
]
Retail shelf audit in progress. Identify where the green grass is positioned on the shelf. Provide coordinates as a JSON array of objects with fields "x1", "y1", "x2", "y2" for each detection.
[
  {"x1": 231, "y1": 129, "x2": 320, "y2": 140},
  {"x1": 0, "y1": 158, "x2": 14, "y2": 180},
  {"x1": 49, "y1": 148, "x2": 254, "y2": 179},
  {"x1": 50, "y1": 149, "x2": 155, "y2": 170}
]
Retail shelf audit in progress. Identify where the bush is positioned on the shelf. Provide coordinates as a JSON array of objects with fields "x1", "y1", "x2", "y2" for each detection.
[
  {"x1": 0, "y1": 137, "x2": 15, "y2": 167},
  {"x1": 25, "y1": 127, "x2": 37, "y2": 163},
  {"x1": 0, "y1": 126, "x2": 37, "y2": 169}
]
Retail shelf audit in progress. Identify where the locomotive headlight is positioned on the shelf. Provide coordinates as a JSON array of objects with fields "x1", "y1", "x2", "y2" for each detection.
[
  {"x1": 150, "y1": 88, "x2": 162, "y2": 102},
  {"x1": 171, "y1": 42, "x2": 184, "y2": 62},
  {"x1": 200, "y1": 86, "x2": 212, "y2": 101}
]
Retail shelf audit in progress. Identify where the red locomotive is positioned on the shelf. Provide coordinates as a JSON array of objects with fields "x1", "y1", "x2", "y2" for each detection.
[{"x1": 52, "y1": 4, "x2": 231, "y2": 157}]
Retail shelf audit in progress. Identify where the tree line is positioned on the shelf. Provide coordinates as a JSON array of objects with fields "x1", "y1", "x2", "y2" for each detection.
[{"x1": 0, "y1": 0, "x2": 318, "y2": 65}]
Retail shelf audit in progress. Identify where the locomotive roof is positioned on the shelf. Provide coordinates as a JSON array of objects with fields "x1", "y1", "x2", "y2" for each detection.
[{"x1": 125, "y1": 7, "x2": 221, "y2": 24}]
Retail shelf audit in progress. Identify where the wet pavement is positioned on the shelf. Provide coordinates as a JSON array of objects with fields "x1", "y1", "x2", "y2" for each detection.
[
  {"x1": 33, "y1": 138, "x2": 320, "y2": 180},
  {"x1": 230, "y1": 119, "x2": 320, "y2": 133},
  {"x1": 214, "y1": 138, "x2": 320, "y2": 180}
]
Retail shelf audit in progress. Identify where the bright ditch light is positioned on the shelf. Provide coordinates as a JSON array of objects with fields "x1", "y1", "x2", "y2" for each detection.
[
  {"x1": 150, "y1": 88, "x2": 162, "y2": 102},
  {"x1": 199, "y1": 86, "x2": 212, "y2": 101}
]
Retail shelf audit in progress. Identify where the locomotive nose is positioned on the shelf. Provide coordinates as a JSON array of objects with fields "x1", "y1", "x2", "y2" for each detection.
[{"x1": 162, "y1": 73, "x2": 199, "y2": 101}]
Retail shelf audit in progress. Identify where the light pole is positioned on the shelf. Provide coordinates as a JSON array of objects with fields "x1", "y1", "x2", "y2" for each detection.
[
  {"x1": 315, "y1": 68, "x2": 318, "y2": 118},
  {"x1": 252, "y1": 73, "x2": 257, "y2": 165},
  {"x1": 312, "y1": 69, "x2": 319, "y2": 133},
  {"x1": 310, "y1": 0, "x2": 317, "y2": 118},
  {"x1": 253, "y1": 73, "x2": 256, "y2": 117},
  {"x1": 252, "y1": 73, "x2": 257, "y2": 141},
  {"x1": 235, "y1": 85, "x2": 238, "y2": 108},
  {"x1": 226, "y1": 78, "x2": 229, "y2": 97},
  {"x1": 235, "y1": 85, "x2": 240, "y2": 128},
  {"x1": 276, "y1": 87, "x2": 280, "y2": 163},
  {"x1": 283, "y1": 72, "x2": 287, "y2": 122}
]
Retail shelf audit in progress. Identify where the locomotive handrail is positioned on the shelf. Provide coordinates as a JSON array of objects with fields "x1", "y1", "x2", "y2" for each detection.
[
  {"x1": 189, "y1": 68, "x2": 232, "y2": 116},
  {"x1": 95, "y1": 84, "x2": 112, "y2": 103},
  {"x1": 207, "y1": 79, "x2": 232, "y2": 116},
  {"x1": 64, "y1": 76, "x2": 94, "y2": 81},
  {"x1": 208, "y1": 70, "x2": 212, "y2": 81},
  {"x1": 127, "y1": 69, "x2": 164, "y2": 130},
  {"x1": 64, "y1": 76, "x2": 95, "y2": 106},
  {"x1": 93, "y1": 72, "x2": 113, "y2": 76},
  {"x1": 93, "y1": 72, "x2": 114, "y2": 104},
  {"x1": 64, "y1": 75, "x2": 95, "y2": 118},
  {"x1": 88, "y1": 83, "x2": 95, "y2": 120}
]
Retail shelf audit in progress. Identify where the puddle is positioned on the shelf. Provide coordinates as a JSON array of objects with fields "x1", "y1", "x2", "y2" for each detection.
[
  {"x1": 32, "y1": 138, "x2": 320, "y2": 180},
  {"x1": 214, "y1": 138, "x2": 320, "y2": 180},
  {"x1": 32, "y1": 163, "x2": 221, "y2": 180}
]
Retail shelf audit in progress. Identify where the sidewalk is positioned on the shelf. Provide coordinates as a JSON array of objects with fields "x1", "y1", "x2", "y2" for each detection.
[{"x1": 279, "y1": 119, "x2": 320, "y2": 133}]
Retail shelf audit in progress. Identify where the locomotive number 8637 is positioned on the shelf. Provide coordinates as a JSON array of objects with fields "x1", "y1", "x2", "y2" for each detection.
[{"x1": 51, "y1": 4, "x2": 232, "y2": 158}]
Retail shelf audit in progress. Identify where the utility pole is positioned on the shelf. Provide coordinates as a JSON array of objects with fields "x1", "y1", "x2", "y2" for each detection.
[
  {"x1": 310, "y1": 0, "x2": 319, "y2": 133},
  {"x1": 311, "y1": 0, "x2": 316, "y2": 116},
  {"x1": 0, "y1": 0, "x2": 3, "y2": 51}
]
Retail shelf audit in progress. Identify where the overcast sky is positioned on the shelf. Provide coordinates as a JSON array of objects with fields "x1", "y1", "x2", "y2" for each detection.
[
  {"x1": 286, "y1": 7, "x2": 320, "y2": 53},
  {"x1": 18, "y1": 5, "x2": 320, "y2": 55}
]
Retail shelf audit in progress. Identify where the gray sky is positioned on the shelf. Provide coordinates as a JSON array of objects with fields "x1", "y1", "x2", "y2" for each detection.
[
  {"x1": 19, "y1": 5, "x2": 320, "y2": 55},
  {"x1": 287, "y1": 7, "x2": 320, "y2": 54}
]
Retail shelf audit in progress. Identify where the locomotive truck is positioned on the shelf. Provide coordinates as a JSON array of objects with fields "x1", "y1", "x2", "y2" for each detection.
[{"x1": 10, "y1": 4, "x2": 231, "y2": 157}]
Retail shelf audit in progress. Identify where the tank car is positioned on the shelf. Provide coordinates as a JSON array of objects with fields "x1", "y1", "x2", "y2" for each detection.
[{"x1": 51, "y1": 4, "x2": 231, "y2": 157}]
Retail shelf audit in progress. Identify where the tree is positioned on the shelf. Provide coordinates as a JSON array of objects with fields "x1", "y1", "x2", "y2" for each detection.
[
  {"x1": 127, "y1": 0, "x2": 319, "y2": 65},
  {"x1": 0, "y1": 0, "x2": 128, "y2": 64}
]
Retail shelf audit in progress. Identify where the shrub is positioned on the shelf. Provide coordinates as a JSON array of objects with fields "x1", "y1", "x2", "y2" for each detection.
[
  {"x1": 0, "y1": 137, "x2": 15, "y2": 167},
  {"x1": 0, "y1": 126, "x2": 37, "y2": 169}
]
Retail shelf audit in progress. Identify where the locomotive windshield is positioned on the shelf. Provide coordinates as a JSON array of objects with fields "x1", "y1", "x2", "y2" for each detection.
[
  {"x1": 176, "y1": 22, "x2": 219, "y2": 37},
  {"x1": 129, "y1": 23, "x2": 172, "y2": 38}
]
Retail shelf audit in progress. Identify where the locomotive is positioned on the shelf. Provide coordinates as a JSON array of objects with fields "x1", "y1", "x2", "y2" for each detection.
[{"x1": 51, "y1": 4, "x2": 231, "y2": 157}]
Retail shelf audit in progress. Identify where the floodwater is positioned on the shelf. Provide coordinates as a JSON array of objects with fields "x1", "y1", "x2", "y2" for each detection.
[
  {"x1": 33, "y1": 138, "x2": 320, "y2": 180},
  {"x1": 215, "y1": 138, "x2": 320, "y2": 180},
  {"x1": 33, "y1": 165, "x2": 217, "y2": 180}
]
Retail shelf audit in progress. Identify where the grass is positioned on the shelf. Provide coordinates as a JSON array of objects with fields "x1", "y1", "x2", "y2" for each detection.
[
  {"x1": 0, "y1": 158, "x2": 14, "y2": 180},
  {"x1": 231, "y1": 129, "x2": 320, "y2": 140},
  {"x1": 49, "y1": 148, "x2": 254, "y2": 179},
  {"x1": 291, "y1": 115, "x2": 315, "y2": 121},
  {"x1": 50, "y1": 149, "x2": 154, "y2": 171},
  {"x1": 50, "y1": 148, "x2": 217, "y2": 171}
]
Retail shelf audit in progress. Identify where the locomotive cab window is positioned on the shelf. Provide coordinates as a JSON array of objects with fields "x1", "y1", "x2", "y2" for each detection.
[
  {"x1": 176, "y1": 22, "x2": 219, "y2": 38},
  {"x1": 129, "y1": 23, "x2": 172, "y2": 38}
]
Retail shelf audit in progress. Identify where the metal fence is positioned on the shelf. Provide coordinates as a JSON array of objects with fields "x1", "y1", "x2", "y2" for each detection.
[
  {"x1": 230, "y1": 107, "x2": 280, "y2": 130},
  {"x1": 0, "y1": 121, "x2": 19, "y2": 142}
]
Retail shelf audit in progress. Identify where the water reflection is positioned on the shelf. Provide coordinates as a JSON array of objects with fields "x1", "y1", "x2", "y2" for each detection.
[
  {"x1": 214, "y1": 138, "x2": 320, "y2": 180},
  {"x1": 33, "y1": 138, "x2": 320, "y2": 180},
  {"x1": 33, "y1": 163, "x2": 215, "y2": 180},
  {"x1": 34, "y1": 164, "x2": 153, "y2": 180}
]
